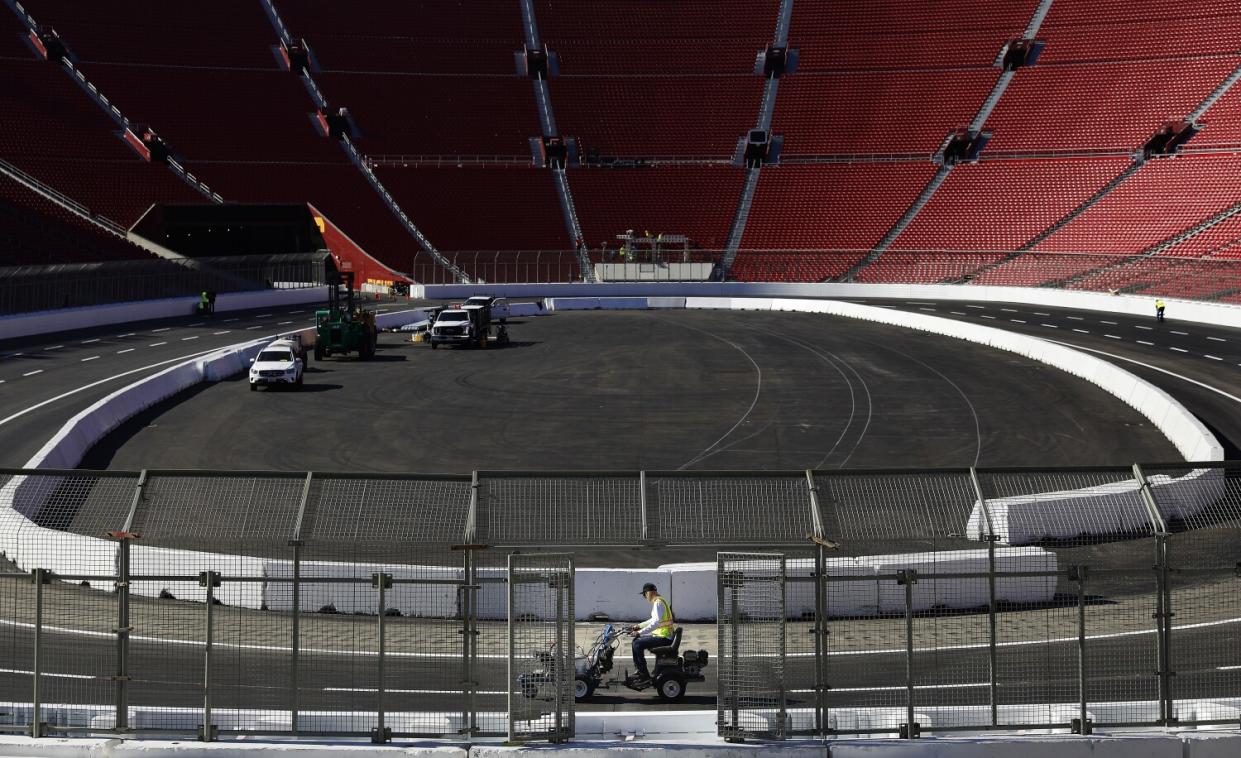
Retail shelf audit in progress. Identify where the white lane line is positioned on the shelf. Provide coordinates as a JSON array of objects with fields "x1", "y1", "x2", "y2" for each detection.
[
  {"x1": 1170, "y1": 347, "x2": 1189, "y2": 353},
  {"x1": 115, "y1": 333, "x2": 135, "y2": 338},
  {"x1": 1000, "y1": 308, "x2": 1017, "y2": 313},
  {"x1": 950, "y1": 311, "x2": 967, "y2": 316},
  {"x1": 797, "y1": 682, "x2": 989, "y2": 695},
  {"x1": 1137, "y1": 340, "x2": 1154, "y2": 346},
  {"x1": 223, "y1": 318, "x2": 239, "y2": 323},
  {"x1": 1033, "y1": 312, "x2": 1050, "y2": 317},
  {"x1": 0, "y1": 667, "x2": 92, "y2": 681},
  {"x1": 5, "y1": 612, "x2": 1239, "y2": 660},
  {"x1": 181, "y1": 336, "x2": 199, "y2": 341},
  {"x1": 151, "y1": 328, "x2": 170, "y2": 333},
  {"x1": 980, "y1": 314, "x2": 996, "y2": 319},
  {"x1": 1066, "y1": 316, "x2": 1083, "y2": 321},
  {"x1": 287, "y1": 310, "x2": 305, "y2": 315},
  {"x1": 213, "y1": 331, "x2": 231, "y2": 336},
  {"x1": 1135, "y1": 325, "x2": 1153, "y2": 330},
  {"x1": 1100, "y1": 320, "x2": 1117, "y2": 325},
  {"x1": 149, "y1": 342, "x2": 167, "y2": 347},
  {"x1": 324, "y1": 687, "x2": 507, "y2": 696},
  {"x1": 1219, "y1": 665, "x2": 1241, "y2": 671},
  {"x1": 906, "y1": 301, "x2": 936, "y2": 305},
  {"x1": 1009, "y1": 319, "x2": 1026, "y2": 324},
  {"x1": 918, "y1": 307, "x2": 936, "y2": 312},
  {"x1": 966, "y1": 304, "x2": 984, "y2": 309},
  {"x1": 1104, "y1": 334, "x2": 1121, "y2": 340},
  {"x1": 245, "y1": 325, "x2": 261, "y2": 330},
  {"x1": 1041, "y1": 324, "x2": 1058, "y2": 329},
  {"x1": 1045, "y1": 340, "x2": 1241, "y2": 409},
  {"x1": 43, "y1": 345, "x2": 63, "y2": 351},
  {"x1": 188, "y1": 322, "x2": 205, "y2": 327},
  {"x1": 0, "y1": 353, "x2": 22, "y2": 359},
  {"x1": 255, "y1": 313, "x2": 272, "y2": 318},
  {"x1": 1072, "y1": 329, "x2": 1090, "y2": 334},
  {"x1": 0, "y1": 309, "x2": 419, "y2": 435},
  {"x1": 116, "y1": 349, "x2": 135, "y2": 355},
  {"x1": 0, "y1": 345, "x2": 261, "y2": 429},
  {"x1": 21, "y1": 370, "x2": 42, "y2": 377},
  {"x1": 1206, "y1": 355, "x2": 1223, "y2": 361},
  {"x1": 1171, "y1": 330, "x2": 1189, "y2": 336},
  {"x1": 80, "y1": 338, "x2": 100, "y2": 344},
  {"x1": 278, "y1": 320, "x2": 293, "y2": 325},
  {"x1": 80, "y1": 356, "x2": 99, "y2": 362},
  {"x1": 1208, "y1": 336, "x2": 1227, "y2": 342}
]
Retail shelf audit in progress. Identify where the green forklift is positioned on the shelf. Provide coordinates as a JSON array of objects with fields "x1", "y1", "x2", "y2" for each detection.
[{"x1": 314, "y1": 271, "x2": 377, "y2": 361}]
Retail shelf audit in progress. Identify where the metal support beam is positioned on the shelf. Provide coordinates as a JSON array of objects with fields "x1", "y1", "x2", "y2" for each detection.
[
  {"x1": 30, "y1": 568, "x2": 46, "y2": 739},
  {"x1": 199, "y1": 571, "x2": 220, "y2": 742},
  {"x1": 1071, "y1": 565, "x2": 1092, "y2": 735},
  {"x1": 372, "y1": 572, "x2": 393, "y2": 744},
  {"x1": 898, "y1": 569, "x2": 919, "y2": 739},
  {"x1": 289, "y1": 471, "x2": 312, "y2": 736},
  {"x1": 969, "y1": 467, "x2": 1000, "y2": 726}
]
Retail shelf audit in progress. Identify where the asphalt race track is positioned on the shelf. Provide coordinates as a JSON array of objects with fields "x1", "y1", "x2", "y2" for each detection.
[
  {"x1": 3, "y1": 296, "x2": 1241, "y2": 715},
  {"x1": 80, "y1": 309, "x2": 1175, "y2": 472}
]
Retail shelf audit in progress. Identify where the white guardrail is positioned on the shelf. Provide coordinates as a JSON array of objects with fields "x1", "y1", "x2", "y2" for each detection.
[{"x1": 0, "y1": 286, "x2": 1226, "y2": 614}]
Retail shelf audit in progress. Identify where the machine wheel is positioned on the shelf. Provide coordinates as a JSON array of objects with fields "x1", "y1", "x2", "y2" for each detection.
[
  {"x1": 574, "y1": 676, "x2": 595, "y2": 701},
  {"x1": 314, "y1": 344, "x2": 324, "y2": 362},
  {"x1": 655, "y1": 673, "x2": 686, "y2": 703}
]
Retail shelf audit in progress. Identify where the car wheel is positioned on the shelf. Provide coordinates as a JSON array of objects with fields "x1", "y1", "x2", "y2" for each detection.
[
  {"x1": 314, "y1": 344, "x2": 324, "y2": 362},
  {"x1": 655, "y1": 673, "x2": 685, "y2": 703},
  {"x1": 574, "y1": 675, "x2": 594, "y2": 701},
  {"x1": 249, "y1": 383, "x2": 257, "y2": 392},
  {"x1": 430, "y1": 341, "x2": 438, "y2": 350}
]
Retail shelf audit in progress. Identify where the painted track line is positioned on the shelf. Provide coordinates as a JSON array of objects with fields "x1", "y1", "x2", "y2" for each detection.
[
  {"x1": 0, "y1": 346, "x2": 233, "y2": 429},
  {"x1": 21, "y1": 370, "x2": 42, "y2": 377},
  {"x1": 1043, "y1": 339, "x2": 1241, "y2": 407},
  {"x1": 80, "y1": 356, "x2": 99, "y2": 363}
]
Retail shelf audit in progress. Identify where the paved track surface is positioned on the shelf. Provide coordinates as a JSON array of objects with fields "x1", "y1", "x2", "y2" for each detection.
[
  {"x1": 80, "y1": 309, "x2": 1175, "y2": 472},
  {"x1": 3, "y1": 296, "x2": 1240, "y2": 716}
]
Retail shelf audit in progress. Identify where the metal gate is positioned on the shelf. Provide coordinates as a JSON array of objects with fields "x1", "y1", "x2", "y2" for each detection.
[
  {"x1": 718, "y1": 552, "x2": 787, "y2": 741},
  {"x1": 506, "y1": 553, "x2": 574, "y2": 742}
]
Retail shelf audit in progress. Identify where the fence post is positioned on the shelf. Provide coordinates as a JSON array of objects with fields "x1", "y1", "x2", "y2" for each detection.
[
  {"x1": 199, "y1": 571, "x2": 220, "y2": 742},
  {"x1": 1070, "y1": 565, "x2": 1091, "y2": 735},
  {"x1": 969, "y1": 467, "x2": 999, "y2": 727},
  {"x1": 552, "y1": 563, "x2": 565, "y2": 743},
  {"x1": 459, "y1": 547, "x2": 478, "y2": 738},
  {"x1": 289, "y1": 471, "x2": 312, "y2": 736},
  {"x1": 805, "y1": 470, "x2": 829, "y2": 738},
  {"x1": 506, "y1": 553, "x2": 516, "y2": 743},
  {"x1": 30, "y1": 568, "x2": 46, "y2": 738},
  {"x1": 897, "y1": 569, "x2": 919, "y2": 739},
  {"x1": 372, "y1": 572, "x2": 393, "y2": 744},
  {"x1": 109, "y1": 533, "x2": 137, "y2": 732},
  {"x1": 814, "y1": 543, "x2": 827, "y2": 739},
  {"x1": 1133, "y1": 463, "x2": 1175, "y2": 726}
]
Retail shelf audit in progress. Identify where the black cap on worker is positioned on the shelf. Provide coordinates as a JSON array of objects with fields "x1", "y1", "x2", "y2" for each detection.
[{"x1": 639, "y1": 582, "x2": 658, "y2": 596}]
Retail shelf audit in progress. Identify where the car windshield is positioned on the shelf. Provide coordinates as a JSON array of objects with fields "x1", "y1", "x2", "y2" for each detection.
[
  {"x1": 438, "y1": 312, "x2": 468, "y2": 322},
  {"x1": 258, "y1": 350, "x2": 293, "y2": 362}
]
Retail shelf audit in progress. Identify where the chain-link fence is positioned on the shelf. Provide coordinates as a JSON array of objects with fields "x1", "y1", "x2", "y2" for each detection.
[{"x1": 0, "y1": 463, "x2": 1238, "y2": 742}]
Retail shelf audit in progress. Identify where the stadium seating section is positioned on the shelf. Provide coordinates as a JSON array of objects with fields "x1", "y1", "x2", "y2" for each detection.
[{"x1": 2, "y1": 0, "x2": 1241, "y2": 299}]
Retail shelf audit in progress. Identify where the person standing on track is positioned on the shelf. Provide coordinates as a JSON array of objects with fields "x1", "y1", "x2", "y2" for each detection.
[
  {"x1": 627, "y1": 582, "x2": 675, "y2": 686},
  {"x1": 1155, "y1": 299, "x2": 1166, "y2": 323}
]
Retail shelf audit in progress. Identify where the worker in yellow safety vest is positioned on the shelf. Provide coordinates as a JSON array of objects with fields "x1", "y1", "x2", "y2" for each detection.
[
  {"x1": 1155, "y1": 299, "x2": 1166, "y2": 323},
  {"x1": 628, "y1": 582, "x2": 675, "y2": 684}
]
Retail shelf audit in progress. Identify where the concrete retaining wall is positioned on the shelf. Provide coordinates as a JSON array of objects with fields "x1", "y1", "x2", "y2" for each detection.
[{"x1": 0, "y1": 287, "x2": 330, "y2": 342}]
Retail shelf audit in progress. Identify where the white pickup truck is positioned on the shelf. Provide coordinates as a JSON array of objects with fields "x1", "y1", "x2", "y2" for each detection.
[
  {"x1": 463, "y1": 295, "x2": 509, "y2": 323},
  {"x1": 429, "y1": 309, "x2": 477, "y2": 348}
]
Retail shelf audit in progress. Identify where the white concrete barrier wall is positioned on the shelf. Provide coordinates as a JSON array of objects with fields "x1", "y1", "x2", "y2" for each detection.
[
  {"x1": 430, "y1": 281, "x2": 1241, "y2": 332},
  {"x1": 0, "y1": 287, "x2": 330, "y2": 342}
]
